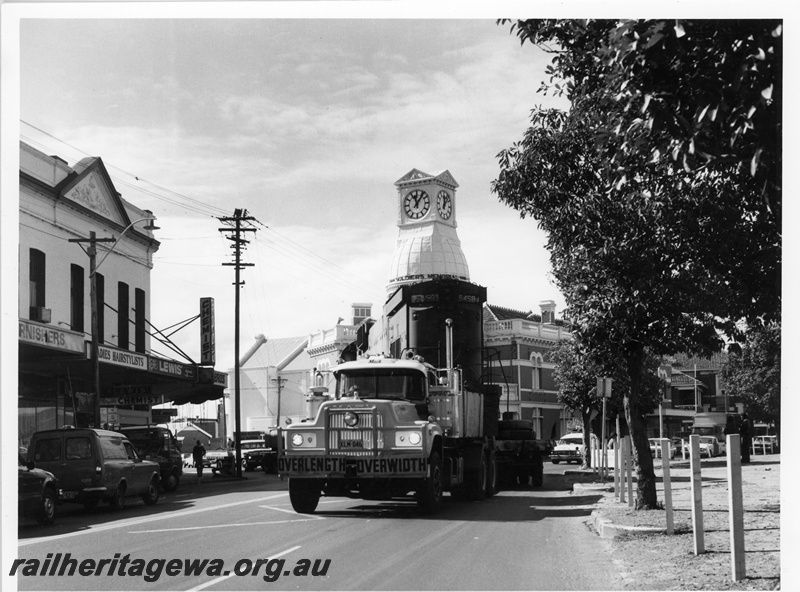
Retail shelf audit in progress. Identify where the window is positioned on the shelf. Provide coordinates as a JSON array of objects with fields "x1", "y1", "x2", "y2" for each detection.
[
  {"x1": 65, "y1": 437, "x2": 92, "y2": 460},
  {"x1": 530, "y1": 353, "x2": 543, "y2": 390},
  {"x1": 70, "y1": 264, "x2": 84, "y2": 333},
  {"x1": 98, "y1": 437, "x2": 128, "y2": 460},
  {"x1": 96, "y1": 273, "x2": 105, "y2": 344},
  {"x1": 29, "y1": 248, "x2": 46, "y2": 318},
  {"x1": 118, "y1": 282, "x2": 129, "y2": 349},
  {"x1": 134, "y1": 288, "x2": 146, "y2": 353},
  {"x1": 34, "y1": 438, "x2": 61, "y2": 462},
  {"x1": 123, "y1": 442, "x2": 138, "y2": 460}
]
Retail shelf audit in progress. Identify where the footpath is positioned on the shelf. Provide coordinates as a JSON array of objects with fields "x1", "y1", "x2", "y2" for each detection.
[{"x1": 572, "y1": 453, "x2": 783, "y2": 590}]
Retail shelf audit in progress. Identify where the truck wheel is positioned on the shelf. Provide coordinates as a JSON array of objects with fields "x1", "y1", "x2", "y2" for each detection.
[
  {"x1": 289, "y1": 478, "x2": 321, "y2": 514},
  {"x1": 485, "y1": 449, "x2": 498, "y2": 497},
  {"x1": 141, "y1": 477, "x2": 160, "y2": 505},
  {"x1": 531, "y1": 454, "x2": 544, "y2": 487},
  {"x1": 417, "y1": 451, "x2": 443, "y2": 514},
  {"x1": 466, "y1": 450, "x2": 488, "y2": 501}
]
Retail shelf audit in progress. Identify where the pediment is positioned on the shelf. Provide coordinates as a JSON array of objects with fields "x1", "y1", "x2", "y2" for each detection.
[
  {"x1": 394, "y1": 168, "x2": 459, "y2": 189},
  {"x1": 431, "y1": 169, "x2": 459, "y2": 189},
  {"x1": 395, "y1": 168, "x2": 432, "y2": 186},
  {"x1": 57, "y1": 157, "x2": 130, "y2": 226}
]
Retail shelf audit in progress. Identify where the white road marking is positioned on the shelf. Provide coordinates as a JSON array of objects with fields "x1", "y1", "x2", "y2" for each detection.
[
  {"x1": 187, "y1": 545, "x2": 301, "y2": 591},
  {"x1": 131, "y1": 518, "x2": 322, "y2": 533},
  {"x1": 18, "y1": 492, "x2": 289, "y2": 547}
]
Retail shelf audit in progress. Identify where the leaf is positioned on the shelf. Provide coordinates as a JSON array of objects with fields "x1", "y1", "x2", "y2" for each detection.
[{"x1": 762, "y1": 84, "x2": 773, "y2": 100}]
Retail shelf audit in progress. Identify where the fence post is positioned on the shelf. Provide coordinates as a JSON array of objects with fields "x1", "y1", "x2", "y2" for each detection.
[
  {"x1": 616, "y1": 435, "x2": 624, "y2": 504},
  {"x1": 660, "y1": 438, "x2": 674, "y2": 535},
  {"x1": 727, "y1": 434, "x2": 746, "y2": 581},
  {"x1": 690, "y1": 434, "x2": 705, "y2": 554},
  {"x1": 626, "y1": 436, "x2": 634, "y2": 508}
]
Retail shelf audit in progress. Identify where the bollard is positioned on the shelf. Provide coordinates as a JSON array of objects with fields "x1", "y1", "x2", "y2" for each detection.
[
  {"x1": 690, "y1": 434, "x2": 705, "y2": 554},
  {"x1": 727, "y1": 434, "x2": 746, "y2": 581},
  {"x1": 660, "y1": 439, "x2": 674, "y2": 535}
]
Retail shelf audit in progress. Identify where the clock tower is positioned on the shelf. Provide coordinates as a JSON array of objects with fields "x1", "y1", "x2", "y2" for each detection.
[{"x1": 387, "y1": 168, "x2": 470, "y2": 295}]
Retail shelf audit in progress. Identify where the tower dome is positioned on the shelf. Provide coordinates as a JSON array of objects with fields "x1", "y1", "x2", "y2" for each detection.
[{"x1": 387, "y1": 169, "x2": 470, "y2": 294}]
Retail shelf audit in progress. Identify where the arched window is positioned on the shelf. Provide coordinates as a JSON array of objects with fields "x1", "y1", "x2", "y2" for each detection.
[{"x1": 530, "y1": 352, "x2": 543, "y2": 390}]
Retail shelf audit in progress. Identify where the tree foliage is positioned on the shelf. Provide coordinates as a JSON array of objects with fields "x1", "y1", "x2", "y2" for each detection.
[
  {"x1": 492, "y1": 19, "x2": 781, "y2": 509},
  {"x1": 722, "y1": 323, "x2": 781, "y2": 438}
]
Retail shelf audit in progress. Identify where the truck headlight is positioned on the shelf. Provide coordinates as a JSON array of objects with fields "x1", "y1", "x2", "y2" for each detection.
[
  {"x1": 395, "y1": 431, "x2": 422, "y2": 447},
  {"x1": 290, "y1": 433, "x2": 317, "y2": 448}
]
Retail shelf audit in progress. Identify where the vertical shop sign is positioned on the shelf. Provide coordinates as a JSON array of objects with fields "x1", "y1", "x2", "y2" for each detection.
[{"x1": 200, "y1": 297, "x2": 216, "y2": 366}]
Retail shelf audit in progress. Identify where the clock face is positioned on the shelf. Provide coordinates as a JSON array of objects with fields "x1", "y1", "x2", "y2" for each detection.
[
  {"x1": 404, "y1": 189, "x2": 430, "y2": 220},
  {"x1": 437, "y1": 190, "x2": 452, "y2": 220}
]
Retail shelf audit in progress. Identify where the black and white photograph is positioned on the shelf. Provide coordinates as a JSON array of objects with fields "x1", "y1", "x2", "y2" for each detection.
[{"x1": 2, "y1": 2, "x2": 788, "y2": 591}]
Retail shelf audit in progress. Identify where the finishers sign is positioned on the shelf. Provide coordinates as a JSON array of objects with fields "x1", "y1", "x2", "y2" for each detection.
[{"x1": 278, "y1": 457, "x2": 427, "y2": 476}]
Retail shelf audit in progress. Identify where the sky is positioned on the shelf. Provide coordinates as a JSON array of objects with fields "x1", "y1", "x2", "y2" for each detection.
[{"x1": 8, "y1": 7, "x2": 573, "y2": 372}]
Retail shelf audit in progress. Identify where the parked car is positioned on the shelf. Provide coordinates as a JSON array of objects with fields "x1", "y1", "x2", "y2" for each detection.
[
  {"x1": 203, "y1": 448, "x2": 231, "y2": 468},
  {"x1": 752, "y1": 435, "x2": 779, "y2": 454},
  {"x1": 119, "y1": 426, "x2": 183, "y2": 491},
  {"x1": 690, "y1": 436, "x2": 717, "y2": 458},
  {"x1": 241, "y1": 439, "x2": 277, "y2": 472},
  {"x1": 28, "y1": 427, "x2": 160, "y2": 510},
  {"x1": 648, "y1": 438, "x2": 677, "y2": 459},
  {"x1": 551, "y1": 433, "x2": 597, "y2": 464},
  {"x1": 18, "y1": 454, "x2": 58, "y2": 525}
]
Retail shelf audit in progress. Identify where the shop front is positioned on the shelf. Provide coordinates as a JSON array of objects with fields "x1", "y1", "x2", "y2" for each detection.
[{"x1": 18, "y1": 318, "x2": 226, "y2": 450}]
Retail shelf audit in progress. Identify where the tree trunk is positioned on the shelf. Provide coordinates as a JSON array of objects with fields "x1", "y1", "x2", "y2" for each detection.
[
  {"x1": 624, "y1": 346, "x2": 658, "y2": 510},
  {"x1": 581, "y1": 408, "x2": 593, "y2": 469}
]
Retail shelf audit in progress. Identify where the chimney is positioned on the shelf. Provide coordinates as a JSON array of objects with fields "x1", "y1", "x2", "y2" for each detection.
[
  {"x1": 539, "y1": 300, "x2": 556, "y2": 324},
  {"x1": 351, "y1": 303, "x2": 373, "y2": 326}
]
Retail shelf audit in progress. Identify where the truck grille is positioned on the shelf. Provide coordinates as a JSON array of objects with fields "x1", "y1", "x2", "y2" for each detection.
[{"x1": 327, "y1": 410, "x2": 384, "y2": 456}]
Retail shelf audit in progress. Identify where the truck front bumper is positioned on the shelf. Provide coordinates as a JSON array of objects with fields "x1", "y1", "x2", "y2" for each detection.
[{"x1": 278, "y1": 455, "x2": 428, "y2": 478}]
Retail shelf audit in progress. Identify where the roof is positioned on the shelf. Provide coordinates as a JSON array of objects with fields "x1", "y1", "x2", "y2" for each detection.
[{"x1": 483, "y1": 304, "x2": 539, "y2": 322}]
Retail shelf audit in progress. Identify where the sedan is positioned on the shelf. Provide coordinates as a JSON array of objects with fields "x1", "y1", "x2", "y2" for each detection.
[
  {"x1": 648, "y1": 438, "x2": 677, "y2": 459},
  {"x1": 18, "y1": 455, "x2": 57, "y2": 525}
]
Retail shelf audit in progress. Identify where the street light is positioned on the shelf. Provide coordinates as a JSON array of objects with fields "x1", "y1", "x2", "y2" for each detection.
[{"x1": 70, "y1": 215, "x2": 159, "y2": 428}]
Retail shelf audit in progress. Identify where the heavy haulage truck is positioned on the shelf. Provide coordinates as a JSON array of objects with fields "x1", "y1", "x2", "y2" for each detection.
[{"x1": 278, "y1": 279, "x2": 543, "y2": 514}]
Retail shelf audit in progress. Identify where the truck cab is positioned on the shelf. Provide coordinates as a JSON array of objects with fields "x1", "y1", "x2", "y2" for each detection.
[{"x1": 279, "y1": 355, "x2": 445, "y2": 513}]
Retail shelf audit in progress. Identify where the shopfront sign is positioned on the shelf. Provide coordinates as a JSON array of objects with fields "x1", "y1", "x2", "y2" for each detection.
[
  {"x1": 200, "y1": 297, "x2": 216, "y2": 366},
  {"x1": 19, "y1": 320, "x2": 84, "y2": 353},
  {"x1": 149, "y1": 357, "x2": 196, "y2": 380},
  {"x1": 101, "y1": 395, "x2": 162, "y2": 406},
  {"x1": 94, "y1": 345, "x2": 148, "y2": 370}
]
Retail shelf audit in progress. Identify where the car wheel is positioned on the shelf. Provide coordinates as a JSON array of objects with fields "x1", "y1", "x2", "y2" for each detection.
[
  {"x1": 164, "y1": 470, "x2": 180, "y2": 492},
  {"x1": 109, "y1": 484, "x2": 126, "y2": 510},
  {"x1": 141, "y1": 477, "x2": 160, "y2": 505},
  {"x1": 36, "y1": 487, "x2": 57, "y2": 525},
  {"x1": 552, "y1": 459, "x2": 560, "y2": 464}
]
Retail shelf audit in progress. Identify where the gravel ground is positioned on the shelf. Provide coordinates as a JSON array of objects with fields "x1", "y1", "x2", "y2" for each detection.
[{"x1": 586, "y1": 453, "x2": 782, "y2": 590}]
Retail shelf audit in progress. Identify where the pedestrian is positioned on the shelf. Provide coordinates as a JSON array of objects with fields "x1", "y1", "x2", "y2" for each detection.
[
  {"x1": 192, "y1": 439, "x2": 207, "y2": 480},
  {"x1": 739, "y1": 414, "x2": 752, "y2": 464}
]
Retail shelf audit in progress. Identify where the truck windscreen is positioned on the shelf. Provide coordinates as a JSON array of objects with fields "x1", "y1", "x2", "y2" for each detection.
[{"x1": 337, "y1": 370, "x2": 425, "y2": 401}]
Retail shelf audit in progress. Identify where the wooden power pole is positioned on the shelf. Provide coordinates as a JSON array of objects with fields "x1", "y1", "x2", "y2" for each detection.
[{"x1": 219, "y1": 209, "x2": 257, "y2": 478}]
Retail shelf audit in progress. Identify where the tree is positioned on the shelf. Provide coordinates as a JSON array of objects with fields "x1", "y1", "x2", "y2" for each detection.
[
  {"x1": 492, "y1": 20, "x2": 781, "y2": 509},
  {"x1": 549, "y1": 339, "x2": 605, "y2": 469},
  {"x1": 722, "y1": 323, "x2": 781, "y2": 441}
]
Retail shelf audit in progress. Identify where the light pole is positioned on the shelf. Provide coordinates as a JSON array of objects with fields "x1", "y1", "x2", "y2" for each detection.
[{"x1": 70, "y1": 216, "x2": 159, "y2": 427}]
